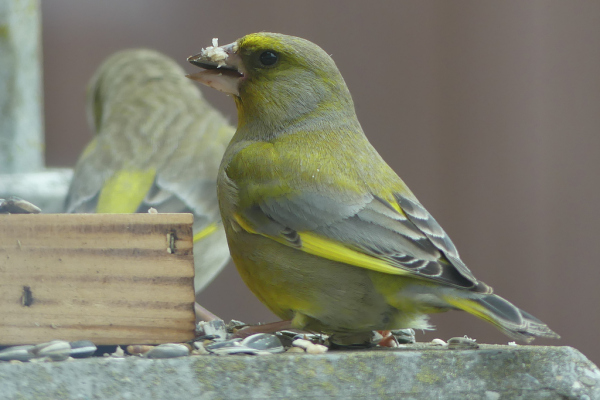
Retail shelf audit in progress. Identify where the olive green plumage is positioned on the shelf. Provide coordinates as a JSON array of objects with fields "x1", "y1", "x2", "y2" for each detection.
[
  {"x1": 188, "y1": 33, "x2": 559, "y2": 342},
  {"x1": 66, "y1": 49, "x2": 234, "y2": 293}
]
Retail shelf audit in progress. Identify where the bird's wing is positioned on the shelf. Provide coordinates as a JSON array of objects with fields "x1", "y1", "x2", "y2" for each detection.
[
  {"x1": 231, "y1": 178, "x2": 487, "y2": 292},
  {"x1": 139, "y1": 173, "x2": 223, "y2": 243},
  {"x1": 65, "y1": 105, "x2": 230, "y2": 244},
  {"x1": 64, "y1": 138, "x2": 156, "y2": 214},
  {"x1": 63, "y1": 137, "x2": 118, "y2": 213},
  {"x1": 67, "y1": 163, "x2": 222, "y2": 242}
]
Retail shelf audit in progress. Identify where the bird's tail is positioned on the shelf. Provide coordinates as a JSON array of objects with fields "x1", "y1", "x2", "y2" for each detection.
[{"x1": 443, "y1": 294, "x2": 560, "y2": 342}]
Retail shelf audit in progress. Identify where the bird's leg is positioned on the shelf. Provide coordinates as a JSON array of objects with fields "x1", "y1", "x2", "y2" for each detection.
[
  {"x1": 194, "y1": 302, "x2": 221, "y2": 323},
  {"x1": 231, "y1": 320, "x2": 294, "y2": 338},
  {"x1": 376, "y1": 330, "x2": 399, "y2": 348},
  {"x1": 194, "y1": 303, "x2": 295, "y2": 339}
]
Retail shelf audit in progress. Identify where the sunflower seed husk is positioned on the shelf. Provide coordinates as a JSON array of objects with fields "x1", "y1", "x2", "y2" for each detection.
[
  {"x1": 447, "y1": 336, "x2": 479, "y2": 350},
  {"x1": 196, "y1": 319, "x2": 228, "y2": 341},
  {"x1": 241, "y1": 334, "x2": 284, "y2": 353},
  {"x1": 69, "y1": 340, "x2": 97, "y2": 358},
  {"x1": 145, "y1": 343, "x2": 190, "y2": 359},
  {"x1": 0, "y1": 345, "x2": 35, "y2": 362},
  {"x1": 32, "y1": 340, "x2": 71, "y2": 361},
  {"x1": 391, "y1": 328, "x2": 416, "y2": 344},
  {"x1": 0, "y1": 197, "x2": 41, "y2": 214},
  {"x1": 126, "y1": 345, "x2": 154, "y2": 356}
]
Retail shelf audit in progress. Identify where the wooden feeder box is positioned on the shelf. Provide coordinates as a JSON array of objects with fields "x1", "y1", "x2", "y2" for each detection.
[{"x1": 0, "y1": 213, "x2": 196, "y2": 345}]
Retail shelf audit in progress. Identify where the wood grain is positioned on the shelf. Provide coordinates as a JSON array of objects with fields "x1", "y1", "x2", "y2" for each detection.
[{"x1": 0, "y1": 213, "x2": 196, "y2": 345}]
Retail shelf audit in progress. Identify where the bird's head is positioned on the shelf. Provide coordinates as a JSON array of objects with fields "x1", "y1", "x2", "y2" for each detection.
[{"x1": 187, "y1": 33, "x2": 355, "y2": 133}]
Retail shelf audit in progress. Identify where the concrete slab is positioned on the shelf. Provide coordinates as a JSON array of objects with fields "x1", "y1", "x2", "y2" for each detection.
[{"x1": 0, "y1": 345, "x2": 597, "y2": 399}]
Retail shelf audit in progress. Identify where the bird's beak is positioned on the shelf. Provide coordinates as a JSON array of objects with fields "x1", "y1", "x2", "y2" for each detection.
[{"x1": 187, "y1": 39, "x2": 244, "y2": 96}]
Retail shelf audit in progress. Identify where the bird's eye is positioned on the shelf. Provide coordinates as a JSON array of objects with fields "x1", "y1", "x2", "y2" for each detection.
[{"x1": 259, "y1": 51, "x2": 278, "y2": 66}]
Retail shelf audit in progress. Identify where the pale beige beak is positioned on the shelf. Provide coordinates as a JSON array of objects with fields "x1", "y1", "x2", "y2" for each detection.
[{"x1": 187, "y1": 41, "x2": 244, "y2": 96}]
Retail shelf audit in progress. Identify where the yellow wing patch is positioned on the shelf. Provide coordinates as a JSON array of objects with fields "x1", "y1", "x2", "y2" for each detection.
[
  {"x1": 389, "y1": 200, "x2": 405, "y2": 216},
  {"x1": 80, "y1": 138, "x2": 98, "y2": 159},
  {"x1": 97, "y1": 169, "x2": 156, "y2": 213},
  {"x1": 233, "y1": 212, "x2": 409, "y2": 277},
  {"x1": 193, "y1": 222, "x2": 219, "y2": 242},
  {"x1": 442, "y1": 296, "x2": 497, "y2": 326},
  {"x1": 298, "y1": 232, "x2": 409, "y2": 276}
]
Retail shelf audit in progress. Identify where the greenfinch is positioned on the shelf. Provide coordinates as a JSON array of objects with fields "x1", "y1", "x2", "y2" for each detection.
[
  {"x1": 65, "y1": 49, "x2": 234, "y2": 293},
  {"x1": 187, "y1": 34, "x2": 559, "y2": 342}
]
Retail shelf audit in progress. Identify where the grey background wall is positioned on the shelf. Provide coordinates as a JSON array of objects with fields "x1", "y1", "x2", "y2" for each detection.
[{"x1": 42, "y1": 1, "x2": 600, "y2": 364}]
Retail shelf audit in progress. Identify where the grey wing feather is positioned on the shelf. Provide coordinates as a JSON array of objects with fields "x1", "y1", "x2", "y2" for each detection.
[
  {"x1": 395, "y1": 194, "x2": 459, "y2": 258},
  {"x1": 63, "y1": 150, "x2": 112, "y2": 213},
  {"x1": 139, "y1": 176, "x2": 229, "y2": 294},
  {"x1": 394, "y1": 194, "x2": 480, "y2": 284},
  {"x1": 64, "y1": 181, "x2": 101, "y2": 213},
  {"x1": 139, "y1": 175, "x2": 222, "y2": 229},
  {"x1": 244, "y1": 190, "x2": 488, "y2": 291}
]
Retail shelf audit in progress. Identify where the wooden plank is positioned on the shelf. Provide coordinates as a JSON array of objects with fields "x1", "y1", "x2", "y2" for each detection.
[{"x1": 0, "y1": 213, "x2": 196, "y2": 345}]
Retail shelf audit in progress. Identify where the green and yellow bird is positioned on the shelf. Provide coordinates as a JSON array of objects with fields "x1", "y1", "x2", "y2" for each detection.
[
  {"x1": 65, "y1": 49, "x2": 234, "y2": 293},
  {"x1": 187, "y1": 33, "x2": 559, "y2": 342}
]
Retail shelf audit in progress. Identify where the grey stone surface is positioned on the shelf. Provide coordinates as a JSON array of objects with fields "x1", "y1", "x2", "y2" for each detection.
[
  {"x1": 0, "y1": 345, "x2": 597, "y2": 399},
  {"x1": 0, "y1": 0, "x2": 44, "y2": 173},
  {"x1": 0, "y1": 168, "x2": 72, "y2": 213}
]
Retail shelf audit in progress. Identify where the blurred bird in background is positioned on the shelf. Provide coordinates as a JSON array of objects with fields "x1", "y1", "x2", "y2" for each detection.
[{"x1": 65, "y1": 49, "x2": 234, "y2": 294}]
